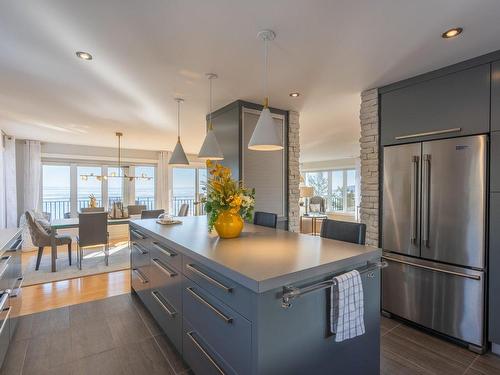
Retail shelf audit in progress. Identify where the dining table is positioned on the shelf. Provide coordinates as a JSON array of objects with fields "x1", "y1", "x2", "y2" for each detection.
[{"x1": 49, "y1": 215, "x2": 139, "y2": 272}]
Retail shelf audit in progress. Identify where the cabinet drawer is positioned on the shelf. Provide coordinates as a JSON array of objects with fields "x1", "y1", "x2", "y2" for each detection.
[
  {"x1": 131, "y1": 267, "x2": 150, "y2": 305},
  {"x1": 183, "y1": 256, "x2": 253, "y2": 318},
  {"x1": 147, "y1": 288, "x2": 182, "y2": 353},
  {"x1": 131, "y1": 241, "x2": 150, "y2": 270},
  {"x1": 129, "y1": 227, "x2": 150, "y2": 246},
  {"x1": 149, "y1": 256, "x2": 182, "y2": 312},
  {"x1": 150, "y1": 241, "x2": 181, "y2": 271},
  {"x1": 183, "y1": 318, "x2": 237, "y2": 375},
  {"x1": 491, "y1": 132, "x2": 500, "y2": 192},
  {"x1": 183, "y1": 279, "x2": 251, "y2": 375}
]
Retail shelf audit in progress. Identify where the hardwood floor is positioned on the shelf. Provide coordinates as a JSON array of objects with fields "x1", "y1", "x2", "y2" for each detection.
[
  {"x1": 13, "y1": 271, "x2": 500, "y2": 374},
  {"x1": 20, "y1": 270, "x2": 130, "y2": 316}
]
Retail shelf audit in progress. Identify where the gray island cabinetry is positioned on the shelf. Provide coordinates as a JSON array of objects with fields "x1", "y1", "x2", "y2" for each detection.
[{"x1": 130, "y1": 217, "x2": 381, "y2": 375}]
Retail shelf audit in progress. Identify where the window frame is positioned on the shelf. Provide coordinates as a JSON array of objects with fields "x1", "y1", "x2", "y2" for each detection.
[{"x1": 303, "y1": 168, "x2": 357, "y2": 215}]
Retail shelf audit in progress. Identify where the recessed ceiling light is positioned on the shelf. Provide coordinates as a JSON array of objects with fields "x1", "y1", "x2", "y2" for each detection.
[
  {"x1": 442, "y1": 27, "x2": 463, "y2": 39},
  {"x1": 289, "y1": 92, "x2": 300, "y2": 97},
  {"x1": 76, "y1": 51, "x2": 93, "y2": 60}
]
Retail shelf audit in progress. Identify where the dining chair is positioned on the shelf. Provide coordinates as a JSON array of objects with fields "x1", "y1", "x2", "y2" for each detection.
[
  {"x1": 253, "y1": 211, "x2": 278, "y2": 229},
  {"x1": 141, "y1": 209, "x2": 165, "y2": 219},
  {"x1": 77, "y1": 212, "x2": 109, "y2": 270},
  {"x1": 127, "y1": 204, "x2": 146, "y2": 215},
  {"x1": 81, "y1": 207, "x2": 105, "y2": 213},
  {"x1": 177, "y1": 204, "x2": 189, "y2": 217},
  {"x1": 25, "y1": 211, "x2": 72, "y2": 270},
  {"x1": 320, "y1": 219, "x2": 366, "y2": 245}
]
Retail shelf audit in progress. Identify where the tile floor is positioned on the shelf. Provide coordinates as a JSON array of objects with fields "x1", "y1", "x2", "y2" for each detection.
[
  {"x1": 0, "y1": 293, "x2": 191, "y2": 375},
  {"x1": 2, "y1": 292, "x2": 500, "y2": 374},
  {"x1": 381, "y1": 317, "x2": 500, "y2": 375}
]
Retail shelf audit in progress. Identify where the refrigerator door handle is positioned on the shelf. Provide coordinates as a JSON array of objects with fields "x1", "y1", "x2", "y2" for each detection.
[
  {"x1": 382, "y1": 255, "x2": 481, "y2": 280},
  {"x1": 410, "y1": 156, "x2": 419, "y2": 243},
  {"x1": 422, "y1": 154, "x2": 431, "y2": 248}
]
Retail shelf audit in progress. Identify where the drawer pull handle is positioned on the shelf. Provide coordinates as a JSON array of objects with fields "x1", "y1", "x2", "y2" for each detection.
[
  {"x1": 132, "y1": 268, "x2": 148, "y2": 284},
  {"x1": 383, "y1": 256, "x2": 481, "y2": 280},
  {"x1": 394, "y1": 128, "x2": 461, "y2": 140},
  {"x1": 0, "y1": 292, "x2": 9, "y2": 312},
  {"x1": 0, "y1": 307, "x2": 11, "y2": 337},
  {"x1": 152, "y1": 258, "x2": 177, "y2": 277},
  {"x1": 186, "y1": 287, "x2": 233, "y2": 324},
  {"x1": 132, "y1": 243, "x2": 148, "y2": 255},
  {"x1": 187, "y1": 331, "x2": 226, "y2": 375},
  {"x1": 130, "y1": 229, "x2": 146, "y2": 240},
  {"x1": 152, "y1": 242, "x2": 176, "y2": 257},
  {"x1": 10, "y1": 277, "x2": 23, "y2": 298},
  {"x1": 186, "y1": 264, "x2": 232, "y2": 293},
  {"x1": 151, "y1": 291, "x2": 177, "y2": 318}
]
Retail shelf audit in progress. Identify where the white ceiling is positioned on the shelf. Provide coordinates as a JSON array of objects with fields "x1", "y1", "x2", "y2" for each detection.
[{"x1": 2, "y1": 1, "x2": 500, "y2": 163}]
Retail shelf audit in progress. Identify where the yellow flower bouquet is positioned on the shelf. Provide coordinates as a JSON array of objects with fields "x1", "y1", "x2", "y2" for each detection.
[{"x1": 202, "y1": 160, "x2": 255, "y2": 238}]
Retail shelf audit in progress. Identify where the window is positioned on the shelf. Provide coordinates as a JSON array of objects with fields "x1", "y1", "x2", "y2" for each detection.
[
  {"x1": 135, "y1": 166, "x2": 155, "y2": 209},
  {"x1": 108, "y1": 167, "x2": 124, "y2": 207},
  {"x1": 42, "y1": 163, "x2": 157, "y2": 217},
  {"x1": 172, "y1": 167, "x2": 206, "y2": 216},
  {"x1": 77, "y1": 166, "x2": 102, "y2": 210},
  {"x1": 42, "y1": 165, "x2": 71, "y2": 220},
  {"x1": 303, "y1": 169, "x2": 357, "y2": 213}
]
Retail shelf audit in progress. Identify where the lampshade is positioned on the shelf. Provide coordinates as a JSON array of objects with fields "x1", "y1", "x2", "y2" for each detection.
[
  {"x1": 169, "y1": 98, "x2": 189, "y2": 165},
  {"x1": 248, "y1": 107, "x2": 283, "y2": 151},
  {"x1": 198, "y1": 128, "x2": 223, "y2": 160},
  {"x1": 169, "y1": 139, "x2": 189, "y2": 165},
  {"x1": 299, "y1": 186, "x2": 314, "y2": 198}
]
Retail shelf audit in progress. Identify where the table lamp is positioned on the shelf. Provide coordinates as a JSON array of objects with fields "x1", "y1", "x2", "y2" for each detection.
[{"x1": 299, "y1": 186, "x2": 314, "y2": 215}]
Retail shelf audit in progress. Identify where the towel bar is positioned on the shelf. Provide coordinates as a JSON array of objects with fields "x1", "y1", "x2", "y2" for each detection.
[{"x1": 281, "y1": 260, "x2": 388, "y2": 309}]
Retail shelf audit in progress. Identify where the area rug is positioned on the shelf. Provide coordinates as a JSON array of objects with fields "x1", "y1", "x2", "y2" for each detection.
[{"x1": 22, "y1": 240, "x2": 131, "y2": 286}]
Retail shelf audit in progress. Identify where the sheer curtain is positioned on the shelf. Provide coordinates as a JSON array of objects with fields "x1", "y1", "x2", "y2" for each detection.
[
  {"x1": 4, "y1": 136, "x2": 17, "y2": 228},
  {"x1": 156, "y1": 151, "x2": 170, "y2": 213},
  {"x1": 23, "y1": 140, "x2": 41, "y2": 214}
]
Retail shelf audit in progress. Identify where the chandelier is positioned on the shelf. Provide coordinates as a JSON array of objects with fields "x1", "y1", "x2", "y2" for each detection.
[{"x1": 80, "y1": 132, "x2": 152, "y2": 181}]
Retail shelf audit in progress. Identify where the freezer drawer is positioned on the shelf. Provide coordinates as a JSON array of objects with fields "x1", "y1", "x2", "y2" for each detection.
[{"x1": 382, "y1": 253, "x2": 484, "y2": 347}]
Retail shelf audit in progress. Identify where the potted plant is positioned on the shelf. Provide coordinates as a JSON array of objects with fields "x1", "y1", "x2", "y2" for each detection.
[{"x1": 203, "y1": 160, "x2": 255, "y2": 238}]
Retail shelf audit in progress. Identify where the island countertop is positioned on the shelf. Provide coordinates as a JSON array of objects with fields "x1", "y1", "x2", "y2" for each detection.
[{"x1": 130, "y1": 216, "x2": 381, "y2": 293}]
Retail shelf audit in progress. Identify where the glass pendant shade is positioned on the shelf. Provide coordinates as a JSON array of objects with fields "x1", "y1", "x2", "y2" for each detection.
[
  {"x1": 198, "y1": 127, "x2": 223, "y2": 160},
  {"x1": 169, "y1": 138, "x2": 189, "y2": 165},
  {"x1": 248, "y1": 107, "x2": 283, "y2": 151}
]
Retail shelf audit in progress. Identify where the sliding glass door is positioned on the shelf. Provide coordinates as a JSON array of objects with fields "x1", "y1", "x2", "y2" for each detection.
[
  {"x1": 172, "y1": 167, "x2": 206, "y2": 216},
  {"x1": 42, "y1": 165, "x2": 71, "y2": 220}
]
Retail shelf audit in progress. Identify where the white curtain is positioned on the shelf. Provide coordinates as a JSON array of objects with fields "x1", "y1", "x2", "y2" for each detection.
[
  {"x1": 4, "y1": 136, "x2": 17, "y2": 228},
  {"x1": 156, "y1": 151, "x2": 170, "y2": 212},
  {"x1": 23, "y1": 140, "x2": 41, "y2": 213},
  {"x1": 0, "y1": 137, "x2": 5, "y2": 229}
]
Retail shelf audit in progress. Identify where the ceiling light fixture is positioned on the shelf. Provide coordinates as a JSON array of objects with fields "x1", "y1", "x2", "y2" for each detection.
[
  {"x1": 442, "y1": 27, "x2": 463, "y2": 39},
  {"x1": 169, "y1": 98, "x2": 190, "y2": 165},
  {"x1": 198, "y1": 73, "x2": 224, "y2": 160},
  {"x1": 79, "y1": 132, "x2": 152, "y2": 181},
  {"x1": 76, "y1": 51, "x2": 93, "y2": 60},
  {"x1": 289, "y1": 92, "x2": 300, "y2": 97},
  {"x1": 248, "y1": 29, "x2": 283, "y2": 152}
]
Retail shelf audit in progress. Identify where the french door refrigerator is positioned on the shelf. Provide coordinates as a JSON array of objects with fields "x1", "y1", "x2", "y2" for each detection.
[{"x1": 382, "y1": 134, "x2": 487, "y2": 352}]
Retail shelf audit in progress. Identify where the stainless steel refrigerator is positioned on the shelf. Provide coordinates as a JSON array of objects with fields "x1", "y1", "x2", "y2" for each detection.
[{"x1": 382, "y1": 134, "x2": 487, "y2": 351}]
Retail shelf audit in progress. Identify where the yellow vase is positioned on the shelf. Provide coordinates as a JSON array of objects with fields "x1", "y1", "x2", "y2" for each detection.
[{"x1": 214, "y1": 211, "x2": 244, "y2": 239}]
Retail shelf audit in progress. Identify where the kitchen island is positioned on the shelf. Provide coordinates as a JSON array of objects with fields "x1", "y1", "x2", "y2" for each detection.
[{"x1": 130, "y1": 216, "x2": 382, "y2": 375}]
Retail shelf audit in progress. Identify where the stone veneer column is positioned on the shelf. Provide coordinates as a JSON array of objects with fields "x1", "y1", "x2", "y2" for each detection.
[
  {"x1": 359, "y1": 89, "x2": 379, "y2": 247},
  {"x1": 288, "y1": 111, "x2": 300, "y2": 232}
]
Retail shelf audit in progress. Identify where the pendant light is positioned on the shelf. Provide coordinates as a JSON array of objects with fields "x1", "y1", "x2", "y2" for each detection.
[
  {"x1": 248, "y1": 29, "x2": 283, "y2": 151},
  {"x1": 198, "y1": 73, "x2": 224, "y2": 160},
  {"x1": 169, "y1": 98, "x2": 190, "y2": 165}
]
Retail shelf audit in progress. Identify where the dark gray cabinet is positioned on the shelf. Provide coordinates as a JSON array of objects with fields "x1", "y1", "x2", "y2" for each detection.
[
  {"x1": 492, "y1": 62, "x2": 500, "y2": 132},
  {"x1": 380, "y1": 64, "x2": 490, "y2": 146},
  {"x1": 490, "y1": 193, "x2": 500, "y2": 343},
  {"x1": 492, "y1": 132, "x2": 500, "y2": 192}
]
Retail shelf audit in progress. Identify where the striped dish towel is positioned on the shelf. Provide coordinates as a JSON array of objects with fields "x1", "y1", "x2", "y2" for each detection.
[{"x1": 330, "y1": 270, "x2": 365, "y2": 342}]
